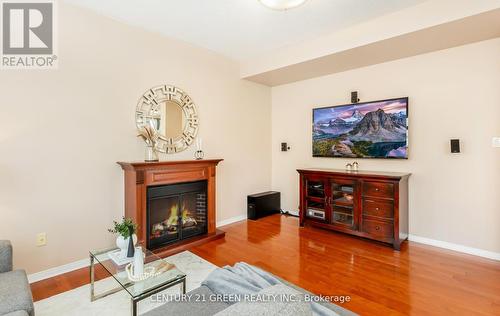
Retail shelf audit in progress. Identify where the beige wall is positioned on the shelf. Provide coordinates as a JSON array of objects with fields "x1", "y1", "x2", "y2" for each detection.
[
  {"x1": 0, "y1": 3, "x2": 271, "y2": 273},
  {"x1": 271, "y1": 38, "x2": 500, "y2": 253}
]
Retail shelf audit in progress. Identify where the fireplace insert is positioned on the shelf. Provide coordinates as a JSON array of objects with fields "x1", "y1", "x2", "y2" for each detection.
[{"x1": 147, "y1": 180, "x2": 208, "y2": 250}]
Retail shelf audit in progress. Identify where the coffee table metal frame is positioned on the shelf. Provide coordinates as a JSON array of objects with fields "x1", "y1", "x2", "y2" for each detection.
[{"x1": 89, "y1": 248, "x2": 186, "y2": 316}]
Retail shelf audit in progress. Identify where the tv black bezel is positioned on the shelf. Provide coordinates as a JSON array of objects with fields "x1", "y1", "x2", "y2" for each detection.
[{"x1": 312, "y1": 96, "x2": 409, "y2": 159}]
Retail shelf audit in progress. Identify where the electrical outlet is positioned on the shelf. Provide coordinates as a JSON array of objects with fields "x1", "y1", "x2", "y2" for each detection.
[
  {"x1": 492, "y1": 137, "x2": 500, "y2": 148},
  {"x1": 36, "y1": 233, "x2": 47, "y2": 246}
]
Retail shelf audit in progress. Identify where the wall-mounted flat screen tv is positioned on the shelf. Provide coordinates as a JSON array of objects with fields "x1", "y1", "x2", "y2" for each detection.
[{"x1": 313, "y1": 97, "x2": 408, "y2": 159}]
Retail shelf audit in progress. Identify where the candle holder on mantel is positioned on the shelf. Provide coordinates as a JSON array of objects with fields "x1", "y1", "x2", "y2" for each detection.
[
  {"x1": 194, "y1": 138, "x2": 204, "y2": 160},
  {"x1": 194, "y1": 150, "x2": 204, "y2": 160}
]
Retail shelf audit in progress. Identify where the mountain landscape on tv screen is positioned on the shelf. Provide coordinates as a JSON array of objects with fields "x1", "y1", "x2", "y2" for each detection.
[{"x1": 313, "y1": 98, "x2": 408, "y2": 158}]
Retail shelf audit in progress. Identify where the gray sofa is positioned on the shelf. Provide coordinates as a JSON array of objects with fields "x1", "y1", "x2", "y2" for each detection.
[
  {"x1": 0, "y1": 241, "x2": 34, "y2": 316},
  {"x1": 145, "y1": 270, "x2": 356, "y2": 316}
]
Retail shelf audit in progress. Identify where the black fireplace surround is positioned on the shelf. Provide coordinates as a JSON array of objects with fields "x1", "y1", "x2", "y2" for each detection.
[{"x1": 147, "y1": 180, "x2": 208, "y2": 250}]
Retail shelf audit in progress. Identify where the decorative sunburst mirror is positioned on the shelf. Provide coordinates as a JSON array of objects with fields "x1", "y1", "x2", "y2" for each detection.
[{"x1": 136, "y1": 85, "x2": 199, "y2": 154}]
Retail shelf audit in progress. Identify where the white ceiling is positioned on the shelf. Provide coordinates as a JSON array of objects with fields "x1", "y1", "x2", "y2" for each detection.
[{"x1": 65, "y1": 0, "x2": 425, "y2": 61}]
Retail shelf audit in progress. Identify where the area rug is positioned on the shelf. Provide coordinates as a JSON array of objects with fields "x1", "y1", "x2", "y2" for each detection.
[{"x1": 34, "y1": 251, "x2": 218, "y2": 315}]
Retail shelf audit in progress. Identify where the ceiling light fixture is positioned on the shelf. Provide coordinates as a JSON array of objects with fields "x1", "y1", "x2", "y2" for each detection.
[{"x1": 259, "y1": 0, "x2": 308, "y2": 11}]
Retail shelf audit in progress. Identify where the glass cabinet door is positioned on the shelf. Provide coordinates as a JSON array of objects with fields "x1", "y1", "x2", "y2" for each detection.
[
  {"x1": 330, "y1": 180, "x2": 356, "y2": 229},
  {"x1": 307, "y1": 180, "x2": 325, "y2": 198},
  {"x1": 304, "y1": 179, "x2": 327, "y2": 221}
]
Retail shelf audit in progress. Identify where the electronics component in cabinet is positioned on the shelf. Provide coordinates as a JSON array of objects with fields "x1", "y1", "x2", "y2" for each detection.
[{"x1": 307, "y1": 208, "x2": 325, "y2": 220}]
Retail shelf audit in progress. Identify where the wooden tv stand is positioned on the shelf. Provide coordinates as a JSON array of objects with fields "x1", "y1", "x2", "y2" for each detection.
[{"x1": 297, "y1": 168, "x2": 410, "y2": 250}]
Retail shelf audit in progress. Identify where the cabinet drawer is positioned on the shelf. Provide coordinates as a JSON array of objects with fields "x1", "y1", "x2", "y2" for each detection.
[
  {"x1": 363, "y1": 182, "x2": 394, "y2": 199},
  {"x1": 363, "y1": 199, "x2": 394, "y2": 219},
  {"x1": 362, "y1": 219, "x2": 394, "y2": 240}
]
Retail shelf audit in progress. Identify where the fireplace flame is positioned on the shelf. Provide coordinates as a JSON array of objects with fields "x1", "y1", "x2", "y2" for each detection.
[
  {"x1": 164, "y1": 204, "x2": 196, "y2": 226},
  {"x1": 151, "y1": 203, "x2": 199, "y2": 239},
  {"x1": 166, "y1": 204, "x2": 179, "y2": 226},
  {"x1": 162, "y1": 204, "x2": 197, "y2": 227}
]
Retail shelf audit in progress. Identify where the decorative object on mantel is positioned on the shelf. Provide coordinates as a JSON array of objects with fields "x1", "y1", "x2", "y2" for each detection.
[
  {"x1": 194, "y1": 138, "x2": 204, "y2": 160},
  {"x1": 352, "y1": 162, "x2": 359, "y2": 171},
  {"x1": 145, "y1": 145, "x2": 159, "y2": 162},
  {"x1": 345, "y1": 163, "x2": 352, "y2": 171},
  {"x1": 108, "y1": 217, "x2": 138, "y2": 259},
  {"x1": 136, "y1": 85, "x2": 199, "y2": 154},
  {"x1": 138, "y1": 125, "x2": 159, "y2": 162}
]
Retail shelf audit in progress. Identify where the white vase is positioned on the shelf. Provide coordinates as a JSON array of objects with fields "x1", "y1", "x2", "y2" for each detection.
[
  {"x1": 145, "y1": 145, "x2": 159, "y2": 162},
  {"x1": 116, "y1": 234, "x2": 137, "y2": 258},
  {"x1": 133, "y1": 247, "x2": 144, "y2": 278}
]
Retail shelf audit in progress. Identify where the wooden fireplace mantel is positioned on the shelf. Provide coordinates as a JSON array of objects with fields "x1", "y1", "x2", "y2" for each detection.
[{"x1": 117, "y1": 159, "x2": 224, "y2": 254}]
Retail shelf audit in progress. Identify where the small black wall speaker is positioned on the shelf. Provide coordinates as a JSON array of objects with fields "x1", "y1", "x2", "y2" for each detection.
[
  {"x1": 450, "y1": 139, "x2": 460, "y2": 153},
  {"x1": 351, "y1": 91, "x2": 359, "y2": 104},
  {"x1": 281, "y1": 142, "x2": 290, "y2": 152}
]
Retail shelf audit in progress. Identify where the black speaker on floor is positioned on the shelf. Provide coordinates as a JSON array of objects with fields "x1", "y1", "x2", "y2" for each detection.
[{"x1": 247, "y1": 191, "x2": 281, "y2": 220}]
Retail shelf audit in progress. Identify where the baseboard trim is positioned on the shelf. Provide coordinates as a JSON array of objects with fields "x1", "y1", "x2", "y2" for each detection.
[
  {"x1": 216, "y1": 214, "x2": 247, "y2": 227},
  {"x1": 408, "y1": 234, "x2": 500, "y2": 261},
  {"x1": 283, "y1": 209, "x2": 299, "y2": 216},
  {"x1": 28, "y1": 258, "x2": 89, "y2": 284}
]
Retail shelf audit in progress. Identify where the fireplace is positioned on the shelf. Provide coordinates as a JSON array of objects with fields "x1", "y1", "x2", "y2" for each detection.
[
  {"x1": 147, "y1": 181, "x2": 208, "y2": 250},
  {"x1": 118, "y1": 159, "x2": 224, "y2": 255}
]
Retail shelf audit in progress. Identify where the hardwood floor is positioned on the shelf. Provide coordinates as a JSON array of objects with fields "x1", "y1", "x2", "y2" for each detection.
[{"x1": 31, "y1": 214, "x2": 500, "y2": 315}]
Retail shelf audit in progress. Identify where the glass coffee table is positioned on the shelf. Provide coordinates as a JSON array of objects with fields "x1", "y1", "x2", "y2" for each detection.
[{"x1": 89, "y1": 245, "x2": 186, "y2": 316}]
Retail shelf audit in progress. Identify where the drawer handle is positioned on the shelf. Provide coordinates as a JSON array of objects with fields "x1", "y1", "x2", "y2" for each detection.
[
  {"x1": 375, "y1": 226, "x2": 380, "y2": 231},
  {"x1": 375, "y1": 207, "x2": 379, "y2": 211},
  {"x1": 375, "y1": 188, "x2": 379, "y2": 191}
]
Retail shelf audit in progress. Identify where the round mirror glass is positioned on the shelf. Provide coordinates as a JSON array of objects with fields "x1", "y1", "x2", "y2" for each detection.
[{"x1": 153, "y1": 100, "x2": 185, "y2": 140}]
